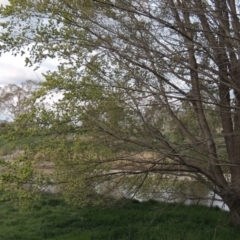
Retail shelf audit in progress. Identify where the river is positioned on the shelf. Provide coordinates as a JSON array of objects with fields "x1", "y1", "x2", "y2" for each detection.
[{"x1": 94, "y1": 180, "x2": 230, "y2": 211}]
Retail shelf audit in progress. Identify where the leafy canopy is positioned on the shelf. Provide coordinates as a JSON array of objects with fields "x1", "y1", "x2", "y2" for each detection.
[{"x1": 1, "y1": 1, "x2": 240, "y2": 219}]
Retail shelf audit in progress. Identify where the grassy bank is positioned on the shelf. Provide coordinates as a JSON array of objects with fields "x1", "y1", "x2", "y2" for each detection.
[{"x1": 0, "y1": 195, "x2": 240, "y2": 240}]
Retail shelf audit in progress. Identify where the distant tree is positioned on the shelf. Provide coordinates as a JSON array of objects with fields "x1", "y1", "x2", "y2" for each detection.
[
  {"x1": 0, "y1": 80, "x2": 39, "y2": 119},
  {"x1": 2, "y1": 0, "x2": 240, "y2": 225}
]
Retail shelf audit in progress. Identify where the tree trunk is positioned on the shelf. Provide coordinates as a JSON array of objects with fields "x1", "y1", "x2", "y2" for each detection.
[{"x1": 221, "y1": 191, "x2": 240, "y2": 226}]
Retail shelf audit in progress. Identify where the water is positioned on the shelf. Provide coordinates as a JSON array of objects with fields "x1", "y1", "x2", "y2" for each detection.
[
  {"x1": 95, "y1": 180, "x2": 230, "y2": 211},
  {"x1": 45, "y1": 178, "x2": 229, "y2": 211},
  {"x1": 133, "y1": 188, "x2": 229, "y2": 211}
]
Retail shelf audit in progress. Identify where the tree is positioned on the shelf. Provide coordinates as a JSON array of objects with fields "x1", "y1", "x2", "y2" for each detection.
[
  {"x1": 1, "y1": 0, "x2": 240, "y2": 225},
  {"x1": 0, "y1": 80, "x2": 39, "y2": 119}
]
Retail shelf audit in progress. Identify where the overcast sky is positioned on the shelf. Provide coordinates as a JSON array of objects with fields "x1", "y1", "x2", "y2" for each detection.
[
  {"x1": 0, "y1": 0, "x2": 57, "y2": 87},
  {"x1": 0, "y1": 0, "x2": 8, "y2": 5}
]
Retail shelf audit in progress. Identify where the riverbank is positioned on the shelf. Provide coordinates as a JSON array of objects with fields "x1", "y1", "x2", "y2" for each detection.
[{"x1": 0, "y1": 194, "x2": 240, "y2": 240}]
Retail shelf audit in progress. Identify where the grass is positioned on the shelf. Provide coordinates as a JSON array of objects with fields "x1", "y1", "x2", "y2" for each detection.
[{"x1": 0, "y1": 195, "x2": 240, "y2": 240}]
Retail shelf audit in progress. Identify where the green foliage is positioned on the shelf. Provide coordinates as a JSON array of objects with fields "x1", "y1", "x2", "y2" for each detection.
[
  {"x1": 0, "y1": 136, "x2": 13, "y2": 156},
  {"x1": 0, "y1": 194, "x2": 239, "y2": 240},
  {"x1": 2, "y1": 0, "x2": 240, "y2": 223}
]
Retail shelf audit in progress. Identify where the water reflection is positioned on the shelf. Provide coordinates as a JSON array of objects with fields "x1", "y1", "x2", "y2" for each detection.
[
  {"x1": 99, "y1": 180, "x2": 229, "y2": 211},
  {"x1": 46, "y1": 179, "x2": 229, "y2": 211}
]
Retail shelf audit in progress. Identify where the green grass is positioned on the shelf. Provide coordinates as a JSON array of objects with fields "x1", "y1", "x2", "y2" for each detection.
[{"x1": 0, "y1": 195, "x2": 240, "y2": 240}]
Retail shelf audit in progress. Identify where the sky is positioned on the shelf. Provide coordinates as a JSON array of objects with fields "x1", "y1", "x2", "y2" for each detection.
[
  {"x1": 0, "y1": 52, "x2": 58, "y2": 86},
  {"x1": 0, "y1": 0, "x2": 8, "y2": 5},
  {"x1": 0, "y1": 0, "x2": 57, "y2": 87},
  {"x1": 0, "y1": 0, "x2": 59, "y2": 119}
]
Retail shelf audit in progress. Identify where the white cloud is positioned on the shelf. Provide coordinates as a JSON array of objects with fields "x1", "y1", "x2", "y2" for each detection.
[
  {"x1": 0, "y1": 0, "x2": 61, "y2": 120},
  {"x1": 0, "y1": 52, "x2": 60, "y2": 120},
  {"x1": 0, "y1": 52, "x2": 58, "y2": 87},
  {"x1": 0, "y1": 1, "x2": 58, "y2": 86},
  {"x1": 0, "y1": 0, "x2": 9, "y2": 6}
]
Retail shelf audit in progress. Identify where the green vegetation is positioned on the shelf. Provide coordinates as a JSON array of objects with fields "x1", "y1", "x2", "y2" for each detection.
[
  {"x1": 3, "y1": 0, "x2": 240, "y2": 226},
  {"x1": 0, "y1": 195, "x2": 239, "y2": 240},
  {"x1": 0, "y1": 135, "x2": 12, "y2": 156},
  {"x1": 0, "y1": 123, "x2": 23, "y2": 157}
]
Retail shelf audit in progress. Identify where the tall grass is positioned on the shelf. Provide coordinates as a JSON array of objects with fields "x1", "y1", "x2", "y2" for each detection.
[{"x1": 0, "y1": 194, "x2": 239, "y2": 240}]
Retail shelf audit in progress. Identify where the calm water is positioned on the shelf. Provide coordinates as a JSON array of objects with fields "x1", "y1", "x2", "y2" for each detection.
[
  {"x1": 95, "y1": 180, "x2": 229, "y2": 211},
  {"x1": 45, "y1": 179, "x2": 229, "y2": 211}
]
